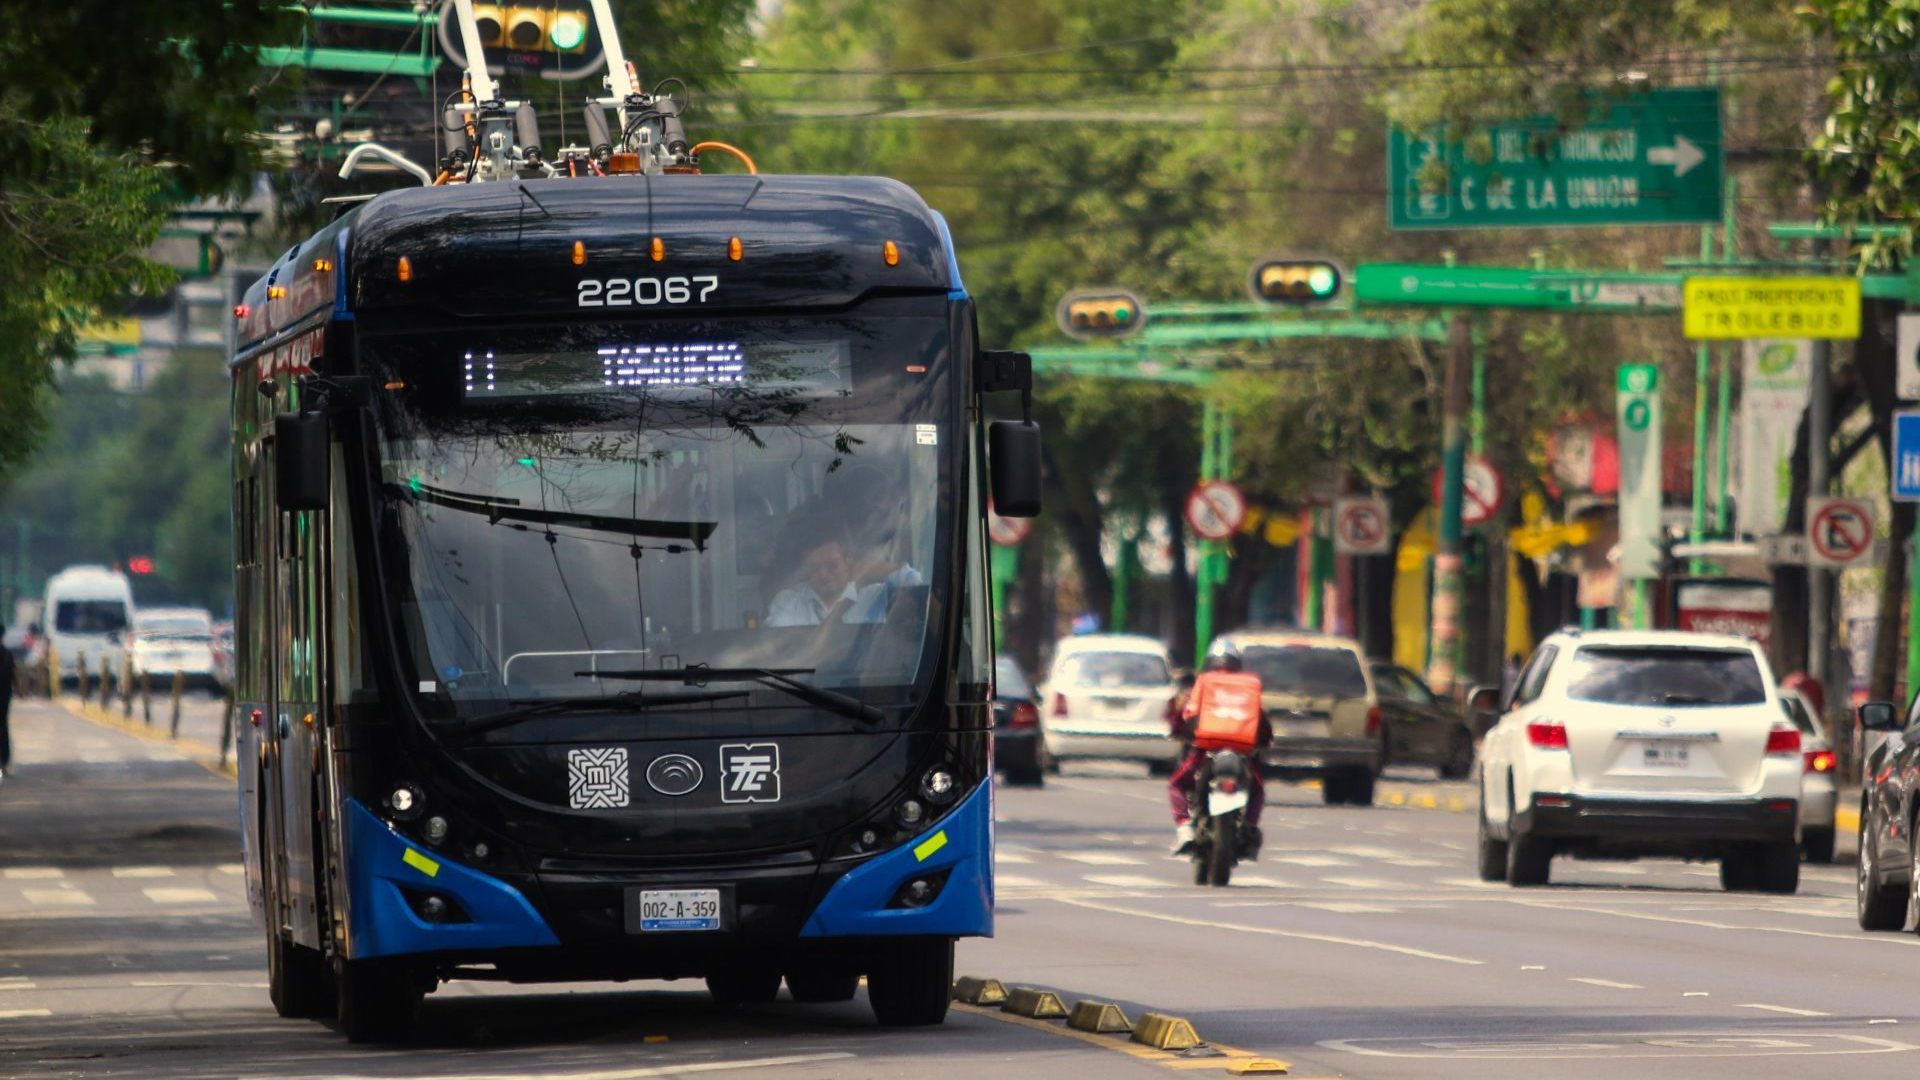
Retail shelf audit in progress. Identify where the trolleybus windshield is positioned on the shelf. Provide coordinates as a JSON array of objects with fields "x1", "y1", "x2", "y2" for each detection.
[{"x1": 363, "y1": 312, "x2": 952, "y2": 720}]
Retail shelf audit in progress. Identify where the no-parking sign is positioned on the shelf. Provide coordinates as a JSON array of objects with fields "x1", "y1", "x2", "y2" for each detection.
[
  {"x1": 1806, "y1": 496, "x2": 1876, "y2": 568},
  {"x1": 1185, "y1": 481, "x2": 1247, "y2": 541},
  {"x1": 1333, "y1": 496, "x2": 1392, "y2": 556}
]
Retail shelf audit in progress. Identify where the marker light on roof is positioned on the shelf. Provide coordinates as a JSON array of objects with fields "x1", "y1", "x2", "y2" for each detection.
[
  {"x1": 650, "y1": 237, "x2": 665, "y2": 262},
  {"x1": 397, "y1": 256, "x2": 413, "y2": 282},
  {"x1": 883, "y1": 240, "x2": 900, "y2": 267},
  {"x1": 571, "y1": 241, "x2": 586, "y2": 266},
  {"x1": 728, "y1": 236, "x2": 742, "y2": 261}
]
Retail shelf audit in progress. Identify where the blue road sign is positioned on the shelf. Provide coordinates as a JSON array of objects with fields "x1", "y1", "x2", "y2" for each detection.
[{"x1": 1895, "y1": 411, "x2": 1920, "y2": 502}]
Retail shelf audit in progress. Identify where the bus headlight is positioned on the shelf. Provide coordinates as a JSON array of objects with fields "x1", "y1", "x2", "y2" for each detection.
[
  {"x1": 920, "y1": 766, "x2": 959, "y2": 806},
  {"x1": 388, "y1": 783, "x2": 425, "y2": 820},
  {"x1": 895, "y1": 799, "x2": 926, "y2": 827},
  {"x1": 424, "y1": 816, "x2": 450, "y2": 845}
]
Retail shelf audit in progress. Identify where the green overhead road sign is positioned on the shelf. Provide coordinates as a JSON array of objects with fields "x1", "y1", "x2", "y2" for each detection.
[
  {"x1": 1355, "y1": 264, "x2": 1683, "y2": 312},
  {"x1": 1389, "y1": 86, "x2": 1723, "y2": 230}
]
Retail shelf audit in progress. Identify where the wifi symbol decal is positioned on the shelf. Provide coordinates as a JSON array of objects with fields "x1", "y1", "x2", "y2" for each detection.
[{"x1": 646, "y1": 753, "x2": 705, "y2": 797}]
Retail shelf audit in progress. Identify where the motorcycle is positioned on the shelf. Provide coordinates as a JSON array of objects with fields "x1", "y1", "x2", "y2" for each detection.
[{"x1": 1189, "y1": 749, "x2": 1251, "y2": 887}]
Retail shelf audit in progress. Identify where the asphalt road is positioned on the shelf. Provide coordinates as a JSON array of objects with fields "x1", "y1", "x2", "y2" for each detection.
[{"x1": 0, "y1": 697, "x2": 1910, "y2": 1080}]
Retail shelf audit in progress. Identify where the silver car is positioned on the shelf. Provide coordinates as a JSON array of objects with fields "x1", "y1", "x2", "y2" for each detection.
[
  {"x1": 1781, "y1": 688, "x2": 1838, "y2": 863},
  {"x1": 1036, "y1": 634, "x2": 1180, "y2": 771}
]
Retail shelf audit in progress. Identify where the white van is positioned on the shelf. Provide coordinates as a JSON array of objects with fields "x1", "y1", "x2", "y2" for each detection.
[{"x1": 43, "y1": 565, "x2": 136, "y2": 686}]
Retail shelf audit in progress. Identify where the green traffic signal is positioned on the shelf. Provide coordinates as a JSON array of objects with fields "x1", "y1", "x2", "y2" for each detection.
[
  {"x1": 1056, "y1": 289, "x2": 1148, "y2": 340},
  {"x1": 1250, "y1": 258, "x2": 1345, "y2": 305}
]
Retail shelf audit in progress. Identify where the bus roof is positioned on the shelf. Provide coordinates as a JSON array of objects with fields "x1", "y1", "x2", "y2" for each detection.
[{"x1": 234, "y1": 174, "x2": 958, "y2": 356}]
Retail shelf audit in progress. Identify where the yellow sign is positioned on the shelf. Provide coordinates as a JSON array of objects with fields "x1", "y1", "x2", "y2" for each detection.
[
  {"x1": 76, "y1": 317, "x2": 141, "y2": 347},
  {"x1": 1682, "y1": 276, "x2": 1860, "y2": 340}
]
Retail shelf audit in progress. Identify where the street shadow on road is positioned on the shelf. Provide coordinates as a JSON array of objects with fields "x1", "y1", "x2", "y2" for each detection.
[{"x1": 0, "y1": 761, "x2": 240, "y2": 871}]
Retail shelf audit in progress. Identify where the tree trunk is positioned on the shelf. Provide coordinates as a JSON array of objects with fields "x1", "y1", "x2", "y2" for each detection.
[
  {"x1": 1160, "y1": 463, "x2": 1195, "y2": 665},
  {"x1": 1007, "y1": 530, "x2": 1048, "y2": 677},
  {"x1": 1768, "y1": 407, "x2": 1812, "y2": 677},
  {"x1": 1040, "y1": 442, "x2": 1112, "y2": 628},
  {"x1": 1858, "y1": 300, "x2": 1904, "y2": 702}
]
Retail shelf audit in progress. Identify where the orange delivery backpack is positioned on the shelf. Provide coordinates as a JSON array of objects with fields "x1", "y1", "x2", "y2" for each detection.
[{"x1": 1188, "y1": 671, "x2": 1264, "y2": 752}]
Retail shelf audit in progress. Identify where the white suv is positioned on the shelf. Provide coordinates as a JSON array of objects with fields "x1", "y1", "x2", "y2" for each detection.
[{"x1": 1476, "y1": 629, "x2": 1804, "y2": 893}]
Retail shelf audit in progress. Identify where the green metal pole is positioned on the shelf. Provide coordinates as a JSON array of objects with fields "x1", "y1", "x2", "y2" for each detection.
[
  {"x1": 1111, "y1": 532, "x2": 1136, "y2": 634},
  {"x1": 1195, "y1": 399, "x2": 1217, "y2": 668},
  {"x1": 1304, "y1": 509, "x2": 1324, "y2": 631},
  {"x1": 1690, "y1": 229, "x2": 1713, "y2": 573},
  {"x1": 989, "y1": 545, "x2": 1019, "y2": 646},
  {"x1": 1712, "y1": 346, "x2": 1733, "y2": 537},
  {"x1": 1470, "y1": 330, "x2": 1487, "y2": 458},
  {"x1": 1429, "y1": 315, "x2": 1471, "y2": 695}
]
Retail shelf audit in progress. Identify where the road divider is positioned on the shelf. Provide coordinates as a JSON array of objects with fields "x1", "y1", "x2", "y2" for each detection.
[
  {"x1": 1068, "y1": 1000, "x2": 1133, "y2": 1033},
  {"x1": 1002, "y1": 987, "x2": 1068, "y2": 1018},
  {"x1": 953, "y1": 976, "x2": 1008, "y2": 1005},
  {"x1": 953, "y1": 975, "x2": 1291, "y2": 1073},
  {"x1": 56, "y1": 696, "x2": 235, "y2": 779},
  {"x1": 1132, "y1": 1012, "x2": 1203, "y2": 1051}
]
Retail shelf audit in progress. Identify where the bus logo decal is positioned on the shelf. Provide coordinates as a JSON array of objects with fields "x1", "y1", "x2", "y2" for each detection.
[
  {"x1": 718, "y1": 743, "x2": 781, "y2": 804},
  {"x1": 567, "y1": 747, "x2": 631, "y2": 809},
  {"x1": 645, "y1": 753, "x2": 704, "y2": 797}
]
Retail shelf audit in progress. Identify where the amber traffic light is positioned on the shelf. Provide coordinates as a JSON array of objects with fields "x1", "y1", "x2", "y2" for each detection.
[
  {"x1": 1249, "y1": 258, "x2": 1344, "y2": 305},
  {"x1": 1055, "y1": 289, "x2": 1147, "y2": 340}
]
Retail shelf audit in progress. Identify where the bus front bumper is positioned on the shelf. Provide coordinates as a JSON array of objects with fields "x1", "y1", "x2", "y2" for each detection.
[{"x1": 342, "y1": 779, "x2": 993, "y2": 967}]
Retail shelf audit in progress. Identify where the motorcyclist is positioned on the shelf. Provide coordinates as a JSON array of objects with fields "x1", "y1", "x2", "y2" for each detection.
[{"x1": 1169, "y1": 648, "x2": 1270, "y2": 856}]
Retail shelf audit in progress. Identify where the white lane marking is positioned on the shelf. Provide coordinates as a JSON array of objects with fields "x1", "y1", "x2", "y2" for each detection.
[
  {"x1": 1684, "y1": 992, "x2": 1709, "y2": 997},
  {"x1": 1390, "y1": 858, "x2": 1448, "y2": 868},
  {"x1": 1739, "y1": 1003, "x2": 1832, "y2": 1017},
  {"x1": 1520, "y1": 965, "x2": 1545, "y2": 971},
  {"x1": 1060, "y1": 852, "x2": 1146, "y2": 866},
  {"x1": 1568, "y1": 977, "x2": 1642, "y2": 990},
  {"x1": 1081, "y1": 874, "x2": 1170, "y2": 889},
  {"x1": 1579, "y1": 864, "x2": 1649, "y2": 876},
  {"x1": 325, "y1": 1051, "x2": 858, "y2": 1080},
  {"x1": 0, "y1": 1009, "x2": 51, "y2": 1019},
  {"x1": 22, "y1": 889, "x2": 93, "y2": 907},
  {"x1": 111, "y1": 867, "x2": 176, "y2": 879},
  {"x1": 1271, "y1": 855, "x2": 1354, "y2": 867},
  {"x1": 995, "y1": 874, "x2": 1047, "y2": 888},
  {"x1": 1296, "y1": 902, "x2": 1400, "y2": 914},
  {"x1": 0, "y1": 982, "x2": 35, "y2": 992},
  {"x1": 1516, "y1": 898, "x2": 1920, "y2": 949},
  {"x1": 2, "y1": 868, "x2": 63, "y2": 880},
  {"x1": 1328, "y1": 845, "x2": 1407, "y2": 859},
  {"x1": 1051, "y1": 895, "x2": 1485, "y2": 965},
  {"x1": 1230, "y1": 875, "x2": 1295, "y2": 888},
  {"x1": 217, "y1": 864, "x2": 246, "y2": 875},
  {"x1": 143, "y1": 887, "x2": 219, "y2": 904},
  {"x1": 1320, "y1": 876, "x2": 1397, "y2": 890},
  {"x1": 131, "y1": 980, "x2": 269, "y2": 989},
  {"x1": 995, "y1": 853, "x2": 1035, "y2": 865}
]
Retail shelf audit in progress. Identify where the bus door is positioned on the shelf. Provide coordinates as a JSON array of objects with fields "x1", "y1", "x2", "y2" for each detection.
[{"x1": 271, "y1": 374, "x2": 326, "y2": 952}]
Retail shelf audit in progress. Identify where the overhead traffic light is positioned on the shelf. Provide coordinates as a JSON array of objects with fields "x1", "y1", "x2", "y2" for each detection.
[
  {"x1": 439, "y1": 2, "x2": 605, "y2": 81},
  {"x1": 1056, "y1": 289, "x2": 1147, "y2": 340},
  {"x1": 1249, "y1": 258, "x2": 1345, "y2": 305}
]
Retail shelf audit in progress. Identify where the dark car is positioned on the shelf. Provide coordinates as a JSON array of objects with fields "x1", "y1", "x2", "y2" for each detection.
[
  {"x1": 994, "y1": 654, "x2": 1048, "y2": 786},
  {"x1": 1855, "y1": 700, "x2": 1920, "y2": 927},
  {"x1": 1369, "y1": 661, "x2": 1479, "y2": 779}
]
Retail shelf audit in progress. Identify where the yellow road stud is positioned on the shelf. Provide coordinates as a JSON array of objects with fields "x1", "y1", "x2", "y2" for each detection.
[
  {"x1": 952, "y1": 976, "x2": 1009, "y2": 1005},
  {"x1": 1131, "y1": 1012, "x2": 1202, "y2": 1051},
  {"x1": 1067, "y1": 1000, "x2": 1133, "y2": 1033},
  {"x1": 1226, "y1": 1058, "x2": 1290, "y2": 1075},
  {"x1": 1001, "y1": 987, "x2": 1068, "y2": 1018}
]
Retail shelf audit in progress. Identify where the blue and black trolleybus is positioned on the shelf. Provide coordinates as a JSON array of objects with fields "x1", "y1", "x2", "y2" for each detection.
[{"x1": 227, "y1": 6, "x2": 1040, "y2": 1040}]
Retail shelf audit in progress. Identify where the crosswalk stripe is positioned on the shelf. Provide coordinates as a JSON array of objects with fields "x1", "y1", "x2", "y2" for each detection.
[
  {"x1": 1328, "y1": 846, "x2": 1406, "y2": 859},
  {"x1": 996, "y1": 874, "x2": 1047, "y2": 888},
  {"x1": 22, "y1": 889, "x2": 94, "y2": 907},
  {"x1": 1060, "y1": 852, "x2": 1145, "y2": 866},
  {"x1": 1270, "y1": 855, "x2": 1353, "y2": 867},
  {"x1": 1320, "y1": 876, "x2": 1397, "y2": 890},
  {"x1": 1228, "y1": 875, "x2": 1295, "y2": 888},
  {"x1": 1297, "y1": 902, "x2": 1401, "y2": 914},
  {"x1": 217, "y1": 864, "x2": 246, "y2": 875},
  {"x1": 0, "y1": 1009, "x2": 51, "y2": 1019},
  {"x1": 994, "y1": 853, "x2": 1035, "y2": 865},
  {"x1": 1082, "y1": 874, "x2": 1170, "y2": 889},
  {"x1": 112, "y1": 867, "x2": 176, "y2": 879},
  {"x1": 143, "y1": 887, "x2": 219, "y2": 905},
  {"x1": 2, "y1": 868, "x2": 63, "y2": 880}
]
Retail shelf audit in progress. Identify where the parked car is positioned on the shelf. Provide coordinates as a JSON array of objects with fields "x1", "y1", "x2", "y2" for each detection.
[
  {"x1": 130, "y1": 607, "x2": 220, "y2": 692},
  {"x1": 1368, "y1": 660, "x2": 1477, "y2": 780},
  {"x1": 1212, "y1": 630, "x2": 1381, "y2": 806},
  {"x1": 1476, "y1": 629, "x2": 1804, "y2": 892},
  {"x1": 1036, "y1": 634, "x2": 1180, "y2": 772},
  {"x1": 211, "y1": 620, "x2": 236, "y2": 691},
  {"x1": 1854, "y1": 700, "x2": 1920, "y2": 928},
  {"x1": 993, "y1": 654, "x2": 1048, "y2": 786},
  {"x1": 1779, "y1": 687, "x2": 1837, "y2": 863}
]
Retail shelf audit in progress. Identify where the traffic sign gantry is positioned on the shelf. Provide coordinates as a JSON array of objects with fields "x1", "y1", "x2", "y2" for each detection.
[
  {"x1": 1353, "y1": 264, "x2": 1683, "y2": 312},
  {"x1": 1430, "y1": 455, "x2": 1504, "y2": 528},
  {"x1": 1806, "y1": 496, "x2": 1876, "y2": 568},
  {"x1": 1333, "y1": 496, "x2": 1392, "y2": 556},
  {"x1": 1185, "y1": 481, "x2": 1247, "y2": 541},
  {"x1": 1682, "y1": 277, "x2": 1861, "y2": 340},
  {"x1": 1388, "y1": 86, "x2": 1723, "y2": 230}
]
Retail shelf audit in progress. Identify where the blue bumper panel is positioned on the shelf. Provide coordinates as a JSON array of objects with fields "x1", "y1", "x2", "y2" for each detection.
[
  {"x1": 343, "y1": 798, "x2": 560, "y2": 959},
  {"x1": 800, "y1": 776, "x2": 994, "y2": 938}
]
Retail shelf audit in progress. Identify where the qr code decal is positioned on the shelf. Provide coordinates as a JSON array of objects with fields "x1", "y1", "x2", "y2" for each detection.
[{"x1": 568, "y1": 747, "x2": 630, "y2": 809}]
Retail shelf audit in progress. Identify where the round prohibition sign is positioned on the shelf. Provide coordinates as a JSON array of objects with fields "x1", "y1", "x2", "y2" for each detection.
[
  {"x1": 1431, "y1": 455, "x2": 1506, "y2": 528},
  {"x1": 1185, "y1": 480, "x2": 1247, "y2": 541},
  {"x1": 1336, "y1": 502, "x2": 1388, "y2": 551},
  {"x1": 987, "y1": 504, "x2": 1033, "y2": 547},
  {"x1": 1809, "y1": 501, "x2": 1872, "y2": 564}
]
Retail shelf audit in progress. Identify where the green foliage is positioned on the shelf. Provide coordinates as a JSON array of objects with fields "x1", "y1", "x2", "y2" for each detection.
[
  {"x1": 1806, "y1": 0, "x2": 1920, "y2": 265},
  {"x1": 0, "y1": 357, "x2": 234, "y2": 614}
]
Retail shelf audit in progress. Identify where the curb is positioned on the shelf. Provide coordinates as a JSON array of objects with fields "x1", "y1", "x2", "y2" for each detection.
[{"x1": 57, "y1": 696, "x2": 237, "y2": 779}]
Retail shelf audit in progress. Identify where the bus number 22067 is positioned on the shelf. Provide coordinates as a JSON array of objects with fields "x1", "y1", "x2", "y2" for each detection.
[{"x1": 578, "y1": 276, "x2": 719, "y2": 308}]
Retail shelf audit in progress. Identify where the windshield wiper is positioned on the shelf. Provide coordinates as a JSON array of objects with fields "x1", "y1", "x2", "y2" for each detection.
[
  {"x1": 581, "y1": 665, "x2": 886, "y2": 724},
  {"x1": 447, "y1": 689, "x2": 751, "y2": 739}
]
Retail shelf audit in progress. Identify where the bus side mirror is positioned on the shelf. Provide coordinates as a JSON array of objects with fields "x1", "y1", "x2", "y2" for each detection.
[
  {"x1": 989, "y1": 420, "x2": 1042, "y2": 518},
  {"x1": 274, "y1": 412, "x2": 330, "y2": 512},
  {"x1": 1859, "y1": 700, "x2": 1900, "y2": 732}
]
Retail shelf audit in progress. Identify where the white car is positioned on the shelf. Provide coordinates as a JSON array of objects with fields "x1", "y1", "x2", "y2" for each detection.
[
  {"x1": 1779, "y1": 688, "x2": 1837, "y2": 863},
  {"x1": 1476, "y1": 629, "x2": 1805, "y2": 893},
  {"x1": 131, "y1": 607, "x2": 220, "y2": 692},
  {"x1": 1037, "y1": 634, "x2": 1180, "y2": 771}
]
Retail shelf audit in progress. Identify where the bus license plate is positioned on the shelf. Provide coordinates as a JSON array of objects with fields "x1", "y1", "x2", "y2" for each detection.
[{"x1": 634, "y1": 889, "x2": 723, "y2": 932}]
